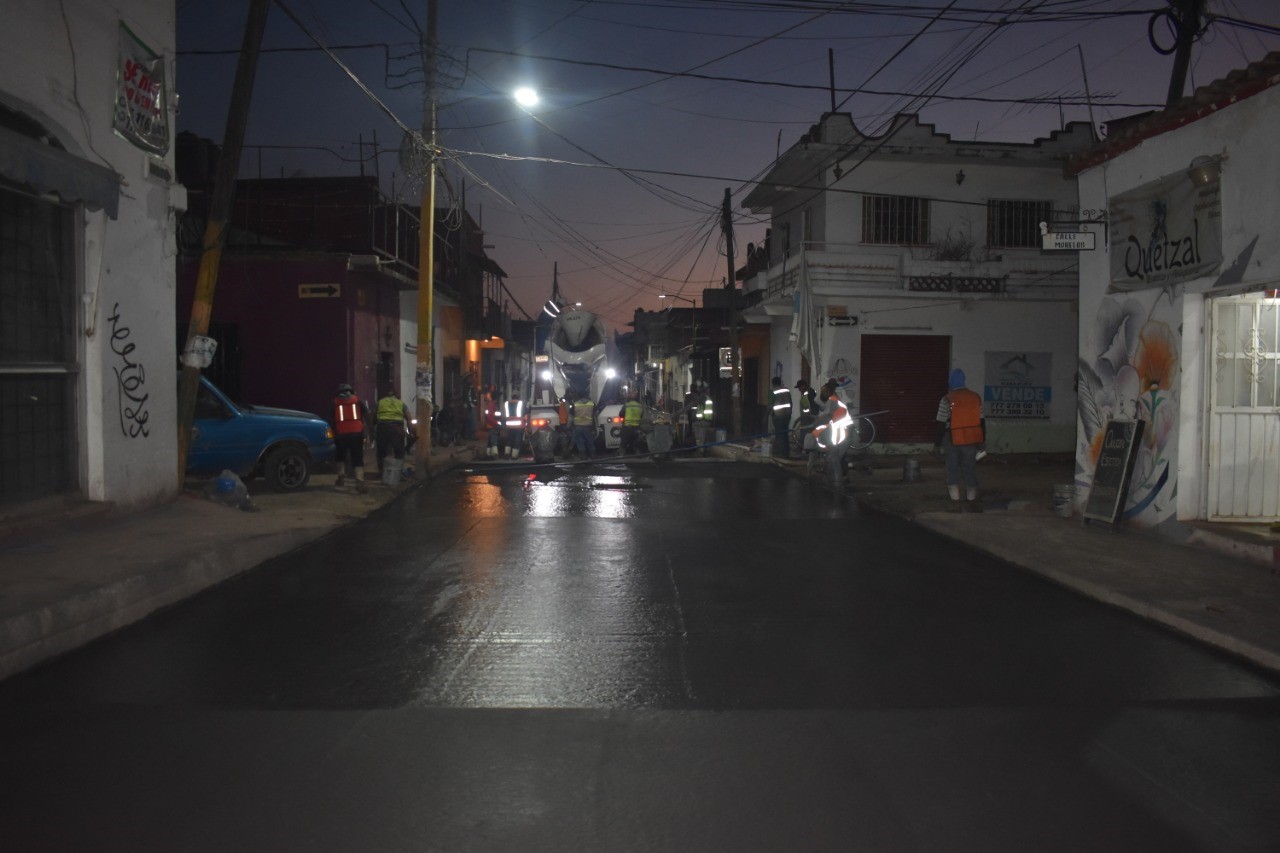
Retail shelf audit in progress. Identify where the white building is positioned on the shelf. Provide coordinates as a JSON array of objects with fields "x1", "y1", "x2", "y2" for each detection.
[
  {"x1": 1069, "y1": 52, "x2": 1280, "y2": 529},
  {"x1": 1, "y1": 0, "x2": 180, "y2": 512},
  {"x1": 741, "y1": 113, "x2": 1095, "y2": 452}
]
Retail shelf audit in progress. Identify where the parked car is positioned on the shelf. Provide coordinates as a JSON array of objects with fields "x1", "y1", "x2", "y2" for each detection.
[{"x1": 185, "y1": 375, "x2": 335, "y2": 491}]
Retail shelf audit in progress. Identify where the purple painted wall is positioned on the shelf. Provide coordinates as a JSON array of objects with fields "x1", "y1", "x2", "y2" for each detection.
[{"x1": 178, "y1": 256, "x2": 403, "y2": 420}]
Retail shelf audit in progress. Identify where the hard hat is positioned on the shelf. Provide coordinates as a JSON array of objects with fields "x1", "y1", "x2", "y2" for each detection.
[{"x1": 337, "y1": 383, "x2": 353, "y2": 394}]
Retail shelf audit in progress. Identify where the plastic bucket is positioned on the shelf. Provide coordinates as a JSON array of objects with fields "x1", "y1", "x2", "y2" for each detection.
[
  {"x1": 902, "y1": 458, "x2": 921, "y2": 482},
  {"x1": 1052, "y1": 484, "x2": 1075, "y2": 517},
  {"x1": 382, "y1": 457, "x2": 403, "y2": 486},
  {"x1": 715, "y1": 428, "x2": 727, "y2": 444}
]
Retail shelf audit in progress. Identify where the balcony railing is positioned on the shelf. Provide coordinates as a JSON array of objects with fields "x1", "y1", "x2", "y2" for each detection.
[{"x1": 746, "y1": 242, "x2": 1078, "y2": 302}]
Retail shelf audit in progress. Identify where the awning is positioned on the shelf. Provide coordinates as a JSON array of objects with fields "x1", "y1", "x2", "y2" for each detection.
[{"x1": 0, "y1": 125, "x2": 120, "y2": 218}]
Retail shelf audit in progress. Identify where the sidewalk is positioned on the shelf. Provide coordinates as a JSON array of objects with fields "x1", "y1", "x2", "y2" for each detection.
[
  {"x1": 3, "y1": 441, "x2": 1279, "y2": 682},
  {"x1": 0, "y1": 443, "x2": 479, "y2": 681},
  {"x1": 719, "y1": 442, "x2": 1280, "y2": 676}
]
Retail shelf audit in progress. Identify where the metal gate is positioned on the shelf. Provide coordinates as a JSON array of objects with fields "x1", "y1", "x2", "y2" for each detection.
[{"x1": 1208, "y1": 294, "x2": 1280, "y2": 520}]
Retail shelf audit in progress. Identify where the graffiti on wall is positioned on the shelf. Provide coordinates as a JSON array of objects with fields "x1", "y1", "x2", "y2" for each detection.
[
  {"x1": 108, "y1": 303, "x2": 151, "y2": 438},
  {"x1": 1076, "y1": 293, "x2": 1179, "y2": 522}
]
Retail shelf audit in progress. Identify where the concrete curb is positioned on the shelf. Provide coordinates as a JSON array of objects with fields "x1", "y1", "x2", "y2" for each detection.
[{"x1": 0, "y1": 444, "x2": 480, "y2": 682}]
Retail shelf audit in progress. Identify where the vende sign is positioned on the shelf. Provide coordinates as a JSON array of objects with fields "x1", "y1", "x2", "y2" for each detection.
[
  {"x1": 1108, "y1": 170, "x2": 1221, "y2": 291},
  {"x1": 113, "y1": 23, "x2": 169, "y2": 155}
]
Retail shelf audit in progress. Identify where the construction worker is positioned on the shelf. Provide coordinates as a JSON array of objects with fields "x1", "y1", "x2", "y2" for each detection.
[
  {"x1": 935, "y1": 368, "x2": 986, "y2": 512},
  {"x1": 499, "y1": 392, "x2": 526, "y2": 459},
  {"x1": 571, "y1": 389, "x2": 596, "y2": 459},
  {"x1": 770, "y1": 376, "x2": 793, "y2": 458},
  {"x1": 376, "y1": 386, "x2": 412, "y2": 477},
  {"x1": 811, "y1": 380, "x2": 854, "y2": 489},
  {"x1": 330, "y1": 383, "x2": 370, "y2": 493},
  {"x1": 620, "y1": 393, "x2": 644, "y2": 455}
]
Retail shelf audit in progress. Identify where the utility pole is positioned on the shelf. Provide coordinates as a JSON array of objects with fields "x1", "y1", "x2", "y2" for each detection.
[
  {"x1": 176, "y1": 0, "x2": 270, "y2": 487},
  {"x1": 1165, "y1": 0, "x2": 1204, "y2": 107},
  {"x1": 721, "y1": 188, "x2": 742, "y2": 437},
  {"x1": 415, "y1": 0, "x2": 438, "y2": 472}
]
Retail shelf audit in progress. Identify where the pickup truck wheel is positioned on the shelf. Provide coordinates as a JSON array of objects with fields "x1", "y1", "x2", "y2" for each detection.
[{"x1": 264, "y1": 445, "x2": 310, "y2": 491}]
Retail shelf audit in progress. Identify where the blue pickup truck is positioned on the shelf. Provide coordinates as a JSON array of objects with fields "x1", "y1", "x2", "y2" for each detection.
[{"x1": 186, "y1": 376, "x2": 335, "y2": 491}]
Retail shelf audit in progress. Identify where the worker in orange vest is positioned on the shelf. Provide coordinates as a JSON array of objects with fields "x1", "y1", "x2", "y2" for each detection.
[
  {"x1": 331, "y1": 383, "x2": 370, "y2": 493},
  {"x1": 935, "y1": 368, "x2": 986, "y2": 512}
]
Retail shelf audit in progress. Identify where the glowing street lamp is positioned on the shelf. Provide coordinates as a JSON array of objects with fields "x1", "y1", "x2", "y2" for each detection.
[{"x1": 513, "y1": 87, "x2": 539, "y2": 109}]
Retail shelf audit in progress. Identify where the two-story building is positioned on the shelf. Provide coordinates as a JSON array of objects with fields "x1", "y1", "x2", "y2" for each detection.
[
  {"x1": 741, "y1": 113, "x2": 1095, "y2": 452},
  {"x1": 1, "y1": 0, "x2": 179, "y2": 513}
]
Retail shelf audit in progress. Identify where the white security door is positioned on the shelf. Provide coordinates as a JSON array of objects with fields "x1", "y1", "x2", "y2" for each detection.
[{"x1": 1208, "y1": 293, "x2": 1280, "y2": 520}]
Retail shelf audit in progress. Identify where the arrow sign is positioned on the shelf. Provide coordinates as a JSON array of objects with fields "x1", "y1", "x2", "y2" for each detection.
[{"x1": 299, "y1": 283, "x2": 341, "y2": 298}]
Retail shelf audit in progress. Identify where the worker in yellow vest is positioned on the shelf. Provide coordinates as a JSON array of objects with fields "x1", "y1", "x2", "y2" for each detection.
[
  {"x1": 570, "y1": 391, "x2": 596, "y2": 459},
  {"x1": 620, "y1": 393, "x2": 644, "y2": 455}
]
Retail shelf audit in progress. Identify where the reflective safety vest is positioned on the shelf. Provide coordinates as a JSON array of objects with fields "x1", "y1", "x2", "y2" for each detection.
[
  {"x1": 502, "y1": 399, "x2": 526, "y2": 429},
  {"x1": 771, "y1": 386, "x2": 792, "y2": 419},
  {"x1": 572, "y1": 399, "x2": 595, "y2": 426},
  {"x1": 813, "y1": 400, "x2": 853, "y2": 449},
  {"x1": 697, "y1": 397, "x2": 713, "y2": 421},
  {"x1": 332, "y1": 395, "x2": 364, "y2": 436},
  {"x1": 377, "y1": 396, "x2": 405, "y2": 423},
  {"x1": 946, "y1": 388, "x2": 984, "y2": 446},
  {"x1": 622, "y1": 400, "x2": 643, "y2": 427}
]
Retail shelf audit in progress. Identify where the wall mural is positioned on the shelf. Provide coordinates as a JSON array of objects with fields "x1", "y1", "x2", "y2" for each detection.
[
  {"x1": 1076, "y1": 292, "x2": 1180, "y2": 524},
  {"x1": 108, "y1": 303, "x2": 151, "y2": 438}
]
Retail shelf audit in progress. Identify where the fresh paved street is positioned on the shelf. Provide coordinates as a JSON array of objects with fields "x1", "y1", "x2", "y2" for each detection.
[{"x1": 1, "y1": 460, "x2": 1279, "y2": 851}]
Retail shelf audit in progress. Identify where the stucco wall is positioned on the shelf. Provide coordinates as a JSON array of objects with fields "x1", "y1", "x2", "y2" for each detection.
[
  {"x1": 1075, "y1": 82, "x2": 1280, "y2": 527},
  {"x1": 4, "y1": 0, "x2": 179, "y2": 507}
]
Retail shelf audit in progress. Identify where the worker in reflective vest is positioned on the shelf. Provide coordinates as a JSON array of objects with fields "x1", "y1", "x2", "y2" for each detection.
[
  {"x1": 770, "y1": 376, "x2": 794, "y2": 458},
  {"x1": 331, "y1": 383, "x2": 370, "y2": 493},
  {"x1": 621, "y1": 394, "x2": 644, "y2": 455},
  {"x1": 376, "y1": 387, "x2": 411, "y2": 469},
  {"x1": 935, "y1": 368, "x2": 986, "y2": 512},
  {"x1": 499, "y1": 393, "x2": 526, "y2": 459},
  {"x1": 811, "y1": 380, "x2": 854, "y2": 488},
  {"x1": 571, "y1": 392, "x2": 596, "y2": 459}
]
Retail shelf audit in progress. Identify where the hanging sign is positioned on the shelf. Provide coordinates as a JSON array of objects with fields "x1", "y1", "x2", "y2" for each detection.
[
  {"x1": 1083, "y1": 419, "x2": 1146, "y2": 527},
  {"x1": 113, "y1": 23, "x2": 169, "y2": 154}
]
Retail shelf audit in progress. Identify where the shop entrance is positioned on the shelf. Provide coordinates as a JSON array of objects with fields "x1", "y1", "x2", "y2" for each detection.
[{"x1": 1208, "y1": 291, "x2": 1280, "y2": 520}]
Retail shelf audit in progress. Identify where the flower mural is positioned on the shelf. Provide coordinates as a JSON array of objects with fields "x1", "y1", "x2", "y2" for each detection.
[{"x1": 1077, "y1": 296, "x2": 1180, "y2": 522}]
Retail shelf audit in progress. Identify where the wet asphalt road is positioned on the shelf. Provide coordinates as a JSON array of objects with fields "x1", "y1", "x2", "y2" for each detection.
[{"x1": 1, "y1": 460, "x2": 1279, "y2": 851}]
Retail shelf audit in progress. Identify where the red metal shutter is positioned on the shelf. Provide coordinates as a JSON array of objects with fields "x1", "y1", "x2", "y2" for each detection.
[{"x1": 860, "y1": 334, "x2": 951, "y2": 442}]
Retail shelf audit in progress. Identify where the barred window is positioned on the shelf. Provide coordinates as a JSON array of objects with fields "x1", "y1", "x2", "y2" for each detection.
[
  {"x1": 861, "y1": 195, "x2": 930, "y2": 245},
  {"x1": 987, "y1": 199, "x2": 1052, "y2": 249}
]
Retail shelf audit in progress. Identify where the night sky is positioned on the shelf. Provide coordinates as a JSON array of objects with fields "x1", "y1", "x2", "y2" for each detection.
[{"x1": 175, "y1": 0, "x2": 1280, "y2": 331}]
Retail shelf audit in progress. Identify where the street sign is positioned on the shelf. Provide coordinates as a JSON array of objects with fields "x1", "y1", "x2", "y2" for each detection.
[
  {"x1": 298, "y1": 283, "x2": 341, "y2": 298},
  {"x1": 1041, "y1": 231, "x2": 1096, "y2": 251}
]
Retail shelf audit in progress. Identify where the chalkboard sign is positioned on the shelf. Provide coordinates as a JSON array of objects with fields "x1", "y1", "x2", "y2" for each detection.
[{"x1": 1084, "y1": 419, "x2": 1145, "y2": 527}]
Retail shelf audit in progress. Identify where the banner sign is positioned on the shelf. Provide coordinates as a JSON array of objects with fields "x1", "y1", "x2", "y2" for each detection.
[
  {"x1": 1108, "y1": 170, "x2": 1221, "y2": 291},
  {"x1": 984, "y1": 351, "x2": 1052, "y2": 419},
  {"x1": 113, "y1": 23, "x2": 169, "y2": 154}
]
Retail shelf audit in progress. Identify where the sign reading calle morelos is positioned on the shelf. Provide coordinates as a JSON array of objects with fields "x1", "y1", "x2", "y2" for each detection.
[{"x1": 1108, "y1": 169, "x2": 1222, "y2": 291}]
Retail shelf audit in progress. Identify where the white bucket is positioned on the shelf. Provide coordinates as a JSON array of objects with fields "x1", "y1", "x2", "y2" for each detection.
[
  {"x1": 382, "y1": 457, "x2": 403, "y2": 486},
  {"x1": 1052, "y1": 484, "x2": 1075, "y2": 518},
  {"x1": 715, "y1": 428, "x2": 727, "y2": 444}
]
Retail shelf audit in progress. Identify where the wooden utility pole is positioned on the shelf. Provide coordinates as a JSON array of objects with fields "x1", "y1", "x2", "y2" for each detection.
[
  {"x1": 176, "y1": 0, "x2": 270, "y2": 486},
  {"x1": 415, "y1": 0, "x2": 438, "y2": 471},
  {"x1": 1165, "y1": 0, "x2": 1204, "y2": 107},
  {"x1": 721, "y1": 188, "x2": 742, "y2": 437}
]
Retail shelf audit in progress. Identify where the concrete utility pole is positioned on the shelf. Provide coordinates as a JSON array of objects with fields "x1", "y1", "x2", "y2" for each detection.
[
  {"x1": 1165, "y1": 0, "x2": 1204, "y2": 107},
  {"x1": 176, "y1": 0, "x2": 270, "y2": 487},
  {"x1": 721, "y1": 188, "x2": 742, "y2": 437},
  {"x1": 415, "y1": 0, "x2": 438, "y2": 472}
]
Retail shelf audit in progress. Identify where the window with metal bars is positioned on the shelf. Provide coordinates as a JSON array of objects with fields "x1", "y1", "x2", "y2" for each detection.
[
  {"x1": 861, "y1": 195, "x2": 930, "y2": 245},
  {"x1": 987, "y1": 199, "x2": 1052, "y2": 249},
  {"x1": 0, "y1": 181, "x2": 78, "y2": 504}
]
